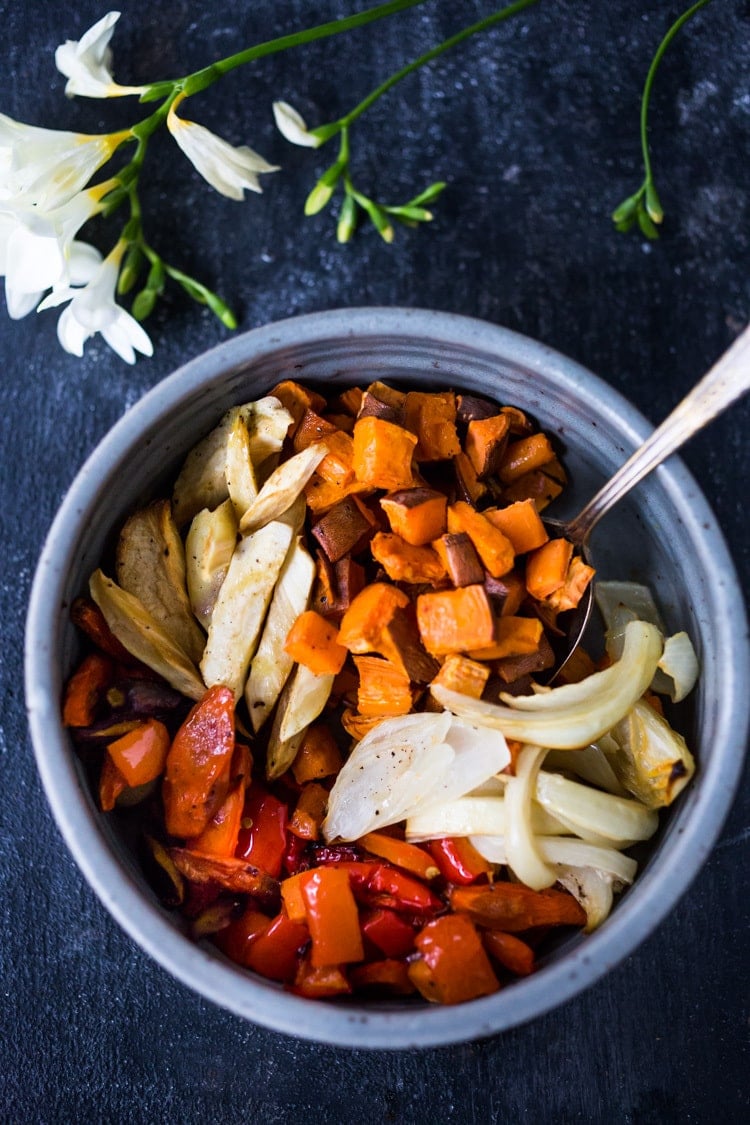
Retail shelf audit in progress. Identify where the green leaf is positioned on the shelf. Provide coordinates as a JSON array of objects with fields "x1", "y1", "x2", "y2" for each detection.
[
  {"x1": 132, "y1": 288, "x2": 157, "y2": 321},
  {"x1": 384, "y1": 205, "x2": 434, "y2": 223},
  {"x1": 406, "y1": 181, "x2": 447, "y2": 207},
  {"x1": 614, "y1": 214, "x2": 637, "y2": 234}
]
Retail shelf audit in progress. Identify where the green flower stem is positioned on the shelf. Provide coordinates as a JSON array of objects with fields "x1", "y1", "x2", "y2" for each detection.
[
  {"x1": 639, "y1": 0, "x2": 713, "y2": 186},
  {"x1": 335, "y1": 0, "x2": 540, "y2": 131},
  {"x1": 179, "y1": 0, "x2": 430, "y2": 96}
]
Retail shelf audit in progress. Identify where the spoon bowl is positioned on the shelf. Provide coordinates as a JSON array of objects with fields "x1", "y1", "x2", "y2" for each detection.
[{"x1": 546, "y1": 324, "x2": 750, "y2": 679}]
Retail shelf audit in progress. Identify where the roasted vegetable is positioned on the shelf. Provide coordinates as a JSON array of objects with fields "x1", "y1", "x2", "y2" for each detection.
[{"x1": 184, "y1": 499, "x2": 238, "y2": 630}]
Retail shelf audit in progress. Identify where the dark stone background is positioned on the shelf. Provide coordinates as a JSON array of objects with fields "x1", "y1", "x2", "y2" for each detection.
[{"x1": 2, "y1": 1, "x2": 748, "y2": 1120}]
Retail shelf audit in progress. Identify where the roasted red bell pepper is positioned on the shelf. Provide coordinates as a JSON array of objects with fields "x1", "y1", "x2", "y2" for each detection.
[
  {"x1": 365, "y1": 864, "x2": 444, "y2": 917},
  {"x1": 361, "y1": 907, "x2": 417, "y2": 958},
  {"x1": 350, "y1": 959, "x2": 415, "y2": 995},
  {"x1": 213, "y1": 908, "x2": 270, "y2": 966},
  {"x1": 408, "y1": 914, "x2": 500, "y2": 1004},
  {"x1": 162, "y1": 685, "x2": 235, "y2": 838},
  {"x1": 235, "y1": 786, "x2": 288, "y2": 878},
  {"x1": 244, "y1": 910, "x2": 310, "y2": 982},
  {"x1": 427, "y1": 836, "x2": 492, "y2": 885}
]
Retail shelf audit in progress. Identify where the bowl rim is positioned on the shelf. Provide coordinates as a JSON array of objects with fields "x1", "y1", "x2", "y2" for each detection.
[{"x1": 25, "y1": 306, "x2": 750, "y2": 1048}]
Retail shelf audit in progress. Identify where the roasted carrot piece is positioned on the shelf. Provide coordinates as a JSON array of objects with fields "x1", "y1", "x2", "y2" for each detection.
[
  {"x1": 284, "y1": 609, "x2": 348, "y2": 675},
  {"x1": 447, "y1": 501, "x2": 515, "y2": 578},
  {"x1": 482, "y1": 929, "x2": 536, "y2": 976},
  {"x1": 449, "y1": 882, "x2": 586, "y2": 931},
  {"x1": 465, "y1": 413, "x2": 511, "y2": 479},
  {"x1": 416, "y1": 584, "x2": 496, "y2": 656},
  {"x1": 403, "y1": 390, "x2": 461, "y2": 461},
  {"x1": 62, "y1": 651, "x2": 113, "y2": 726},
  {"x1": 186, "y1": 778, "x2": 245, "y2": 858},
  {"x1": 354, "y1": 654, "x2": 414, "y2": 716},
  {"x1": 525, "y1": 537, "x2": 575, "y2": 599},
  {"x1": 162, "y1": 685, "x2": 235, "y2": 839},
  {"x1": 292, "y1": 723, "x2": 343, "y2": 784},
  {"x1": 430, "y1": 654, "x2": 490, "y2": 699},
  {"x1": 468, "y1": 616, "x2": 544, "y2": 660},
  {"x1": 408, "y1": 915, "x2": 499, "y2": 1004},
  {"x1": 453, "y1": 450, "x2": 489, "y2": 505},
  {"x1": 301, "y1": 866, "x2": 365, "y2": 966},
  {"x1": 338, "y1": 583, "x2": 411, "y2": 653},
  {"x1": 358, "y1": 832, "x2": 440, "y2": 881},
  {"x1": 379, "y1": 487, "x2": 447, "y2": 546},
  {"x1": 484, "y1": 499, "x2": 549, "y2": 555},
  {"x1": 352, "y1": 415, "x2": 417, "y2": 490},
  {"x1": 370, "y1": 532, "x2": 446, "y2": 586},
  {"x1": 498, "y1": 432, "x2": 556, "y2": 483},
  {"x1": 106, "y1": 718, "x2": 171, "y2": 787}
]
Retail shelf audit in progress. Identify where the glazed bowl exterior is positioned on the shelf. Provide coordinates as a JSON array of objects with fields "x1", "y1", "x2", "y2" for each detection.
[{"x1": 25, "y1": 308, "x2": 749, "y2": 1048}]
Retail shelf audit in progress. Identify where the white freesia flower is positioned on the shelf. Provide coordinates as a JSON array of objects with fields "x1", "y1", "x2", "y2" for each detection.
[
  {"x1": 0, "y1": 183, "x2": 109, "y2": 318},
  {"x1": 167, "y1": 94, "x2": 279, "y2": 200},
  {"x1": 55, "y1": 11, "x2": 146, "y2": 99},
  {"x1": 0, "y1": 112, "x2": 130, "y2": 210},
  {"x1": 39, "y1": 241, "x2": 153, "y2": 364},
  {"x1": 272, "y1": 101, "x2": 323, "y2": 148}
]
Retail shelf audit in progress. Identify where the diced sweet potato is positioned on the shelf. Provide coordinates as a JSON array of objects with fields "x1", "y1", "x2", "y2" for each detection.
[
  {"x1": 416, "y1": 585, "x2": 496, "y2": 656},
  {"x1": 430, "y1": 654, "x2": 490, "y2": 699},
  {"x1": 379, "y1": 487, "x2": 447, "y2": 546},
  {"x1": 468, "y1": 616, "x2": 544, "y2": 660},
  {"x1": 338, "y1": 583, "x2": 411, "y2": 653},
  {"x1": 403, "y1": 391, "x2": 461, "y2": 461},
  {"x1": 453, "y1": 450, "x2": 488, "y2": 505},
  {"x1": 354, "y1": 654, "x2": 414, "y2": 716},
  {"x1": 484, "y1": 499, "x2": 549, "y2": 555},
  {"x1": 311, "y1": 495, "x2": 378, "y2": 561},
  {"x1": 498, "y1": 433, "x2": 556, "y2": 483},
  {"x1": 447, "y1": 502, "x2": 515, "y2": 578},
  {"x1": 465, "y1": 413, "x2": 511, "y2": 479},
  {"x1": 284, "y1": 610, "x2": 348, "y2": 675},
  {"x1": 352, "y1": 416, "x2": 417, "y2": 490},
  {"x1": 269, "y1": 381, "x2": 326, "y2": 436},
  {"x1": 432, "y1": 532, "x2": 485, "y2": 587},
  {"x1": 370, "y1": 532, "x2": 446, "y2": 586},
  {"x1": 525, "y1": 538, "x2": 575, "y2": 599}
]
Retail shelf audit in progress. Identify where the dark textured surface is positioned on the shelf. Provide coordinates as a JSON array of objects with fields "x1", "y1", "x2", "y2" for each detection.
[{"x1": 2, "y1": 1, "x2": 749, "y2": 1120}]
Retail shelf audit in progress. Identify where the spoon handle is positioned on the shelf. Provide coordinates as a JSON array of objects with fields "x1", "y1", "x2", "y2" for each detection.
[{"x1": 565, "y1": 324, "x2": 750, "y2": 543}]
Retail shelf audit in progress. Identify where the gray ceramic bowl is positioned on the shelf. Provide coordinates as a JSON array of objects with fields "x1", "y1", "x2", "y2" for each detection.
[{"x1": 25, "y1": 308, "x2": 749, "y2": 1049}]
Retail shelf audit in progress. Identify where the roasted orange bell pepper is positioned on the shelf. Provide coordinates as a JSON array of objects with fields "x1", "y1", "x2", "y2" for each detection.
[
  {"x1": 293, "y1": 956, "x2": 351, "y2": 999},
  {"x1": 358, "y1": 832, "x2": 440, "y2": 882},
  {"x1": 301, "y1": 866, "x2": 365, "y2": 967},
  {"x1": 187, "y1": 779, "x2": 245, "y2": 859},
  {"x1": 106, "y1": 718, "x2": 171, "y2": 788},
  {"x1": 408, "y1": 914, "x2": 499, "y2": 1004}
]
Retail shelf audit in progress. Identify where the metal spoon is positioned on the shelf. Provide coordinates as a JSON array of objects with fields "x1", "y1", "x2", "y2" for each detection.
[{"x1": 547, "y1": 323, "x2": 750, "y2": 679}]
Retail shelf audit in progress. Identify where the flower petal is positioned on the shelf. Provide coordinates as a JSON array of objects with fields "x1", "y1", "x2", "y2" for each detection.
[
  {"x1": 272, "y1": 101, "x2": 322, "y2": 148},
  {"x1": 55, "y1": 11, "x2": 145, "y2": 99},
  {"x1": 167, "y1": 101, "x2": 279, "y2": 200}
]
